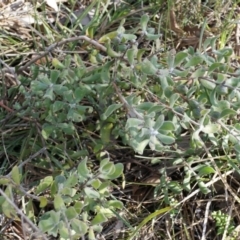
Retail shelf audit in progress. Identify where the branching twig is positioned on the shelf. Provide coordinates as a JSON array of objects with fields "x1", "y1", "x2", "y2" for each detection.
[{"x1": 17, "y1": 36, "x2": 107, "y2": 74}]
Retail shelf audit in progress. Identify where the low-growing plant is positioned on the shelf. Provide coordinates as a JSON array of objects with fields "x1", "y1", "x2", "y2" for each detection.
[{"x1": 1, "y1": 7, "x2": 240, "y2": 239}]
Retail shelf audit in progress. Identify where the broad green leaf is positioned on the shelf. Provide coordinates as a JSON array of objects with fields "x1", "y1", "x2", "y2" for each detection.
[
  {"x1": 100, "y1": 161, "x2": 115, "y2": 176},
  {"x1": 74, "y1": 87, "x2": 87, "y2": 102},
  {"x1": 200, "y1": 79, "x2": 216, "y2": 90},
  {"x1": 234, "y1": 144, "x2": 240, "y2": 153},
  {"x1": 191, "y1": 68, "x2": 206, "y2": 78},
  {"x1": 74, "y1": 202, "x2": 84, "y2": 214},
  {"x1": 61, "y1": 187, "x2": 77, "y2": 197},
  {"x1": 184, "y1": 55, "x2": 203, "y2": 67},
  {"x1": 39, "y1": 219, "x2": 55, "y2": 232},
  {"x1": 156, "y1": 133, "x2": 175, "y2": 145},
  {"x1": 126, "y1": 118, "x2": 144, "y2": 130},
  {"x1": 71, "y1": 219, "x2": 88, "y2": 235},
  {"x1": 220, "y1": 109, "x2": 237, "y2": 118},
  {"x1": 59, "y1": 222, "x2": 69, "y2": 239},
  {"x1": 100, "y1": 123, "x2": 113, "y2": 144},
  {"x1": 108, "y1": 200, "x2": 124, "y2": 209},
  {"x1": 106, "y1": 163, "x2": 123, "y2": 179},
  {"x1": 154, "y1": 114, "x2": 164, "y2": 130},
  {"x1": 2, "y1": 201, "x2": 18, "y2": 220},
  {"x1": 122, "y1": 34, "x2": 137, "y2": 41},
  {"x1": 77, "y1": 158, "x2": 91, "y2": 179},
  {"x1": 140, "y1": 14, "x2": 149, "y2": 32},
  {"x1": 98, "y1": 31, "x2": 118, "y2": 42},
  {"x1": 132, "y1": 139, "x2": 149, "y2": 154},
  {"x1": 0, "y1": 178, "x2": 10, "y2": 185},
  {"x1": 149, "y1": 136, "x2": 163, "y2": 151},
  {"x1": 138, "y1": 59, "x2": 158, "y2": 75},
  {"x1": 174, "y1": 51, "x2": 188, "y2": 66},
  {"x1": 54, "y1": 194, "x2": 65, "y2": 211},
  {"x1": 91, "y1": 212, "x2": 108, "y2": 225},
  {"x1": 198, "y1": 166, "x2": 215, "y2": 176},
  {"x1": 216, "y1": 85, "x2": 228, "y2": 95},
  {"x1": 145, "y1": 33, "x2": 162, "y2": 40},
  {"x1": 52, "y1": 58, "x2": 65, "y2": 69},
  {"x1": 36, "y1": 176, "x2": 53, "y2": 194},
  {"x1": 137, "y1": 49, "x2": 146, "y2": 62},
  {"x1": 127, "y1": 48, "x2": 137, "y2": 65},
  {"x1": 169, "y1": 93, "x2": 179, "y2": 107},
  {"x1": 52, "y1": 101, "x2": 65, "y2": 113},
  {"x1": 102, "y1": 104, "x2": 122, "y2": 120},
  {"x1": 90, "y1": 179, "x2": 102, "y2": 189},
  {"x1": 168, "y1": 181, "x2": 183, "y2": 194},
  {"x1": 43, "y1": 87, "x2": 54, "y2": 100},
  {"x1": 160, "y1": 121, "x2": 175, "y2": 131},
  {"x1": 88, "y1": 227, "x2": 96, "y2": 240},
  {"x1": 84, "y1": 187, "x2": 100, "y2": 199},
  {"x1": 65, "y1": 207, "x2": 77, "y2": 220},
  {"x1": 39, "y1": 196, "x2": 48, "y2": 208},
  {"x1": 11, "y1": 166, "x2": 21, "y2": 185}
]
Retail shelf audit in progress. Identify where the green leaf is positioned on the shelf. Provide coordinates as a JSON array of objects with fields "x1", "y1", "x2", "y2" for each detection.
[
  {"x1": 200, "y1": 79, "x2": 216, "y2": 90},
  {"x1": 131, "y1": 139, "x2": 149, "y2": 154},
  {"x1": 84, "y1": 187, "x2": 100, "y2": 199},
  {"x1": 198, "y1": 181, "x2": 211, "y2": 194},
  {"x1": 122, "y1": 34, "x2": 137, "y2": 41},
  {"x1": 140, "y1": 14, "x2": 149, "y2": 32},
  {"x1": 234, "y1": 144, "x2": 240, "y2": 153},
  {"x1": 77, "y1": 158, "x2": 91, "y2": 179},
  {"x1": 74, "y1": 87, "x2": 87, "y2": 102},
  {"x1": 145, "y1": 32, "x2": 162, "y2": 40},
  {"x1": 126, "y1": 118, "x2": 144, "y2": 130},
  {"x1": 198, "y1": 166, "x2": 215, "y2": 176},
  {"x1": 138, "y1": 59, "x2": 158, "y2": 75},
  {"x1": 90, "y1": 179, "x2": 102, "y2": 189},
  {"x1": 184, "y1": 55, "x2": 203, "y2": 67},
  {"x1": 65, "y1": 207, "x2": 78, "y2": 220},
  {"x1": 153, "y1": 114, "x2": 164, "y2": 130},
  {"x1": 39, "y1": 196, "x2": 48, "y2": 208},
  {"x1": 100, "y1": 161, "x2": 115, "y2": 176},
  {"x1": 36, "y1": 176, "x2": 53, "y2": 195},
  {"x1": 160, "y1": 121, "x2": 175, "y2": 131},
  {"x1": 108, "y1": 200, "x2": 124, "y2": 209},
  {"x1": 174, "y1": 51, "x2": 188, "y2": 66},
  {"x1": 52, "y1": 101, "x2": 65, "y2": 113},
  {"x1": 71, "y1": 219, "x2": 88, "y2": 235},
  {"x1": 220, "y1": 109, "x2": 237, "y2": 118},
  {"x1": 106, "y1": 163, "x2": 123, "y2": 179},
  {"x1": 137, "y1": 49, "x2": 146, "y2": 62},
  {"x1": 59, "y1": 222, "x2": 69, "y2": 239},
  {"x1": 100, "y1": 123, "x2": 113, "y2": 144},
  {"x1": 43, "y1": 87, "x2": 54, "y2": 100},
  {"x1": 168, "y1": 181, "x2": 183, "y2": 194},
  {"x1": 74, "y1": 202, "x2": 84, "y2": 214},
  {"x1": 183, "y1": 171, "x2": 191, "y2": 192},
  {"x1": 11, "y1": 166, "x2": 21, "y2": 185},
  {"x1": 54, "y1": 194, "x2": 65, "y2": 211},
  {"x1": 102, "y1": 104, "x2": 122, "y2": 120},
  {"x1": 91, "y1": 212, "x2": 108, "y2": 225},
  {"x1": 127, "y1": 48, "x2": 137, "y2": 65},
  {"x1": 169, "y1": 93, "x2": 179, "y2": 107},
  {"x1": 156, "y1": 133, "x2": 175, "y2": 145},
  {"x1": 2, "y1": 201, "x2": 18, "y2": 220}
]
